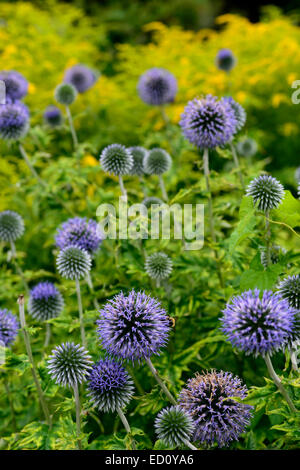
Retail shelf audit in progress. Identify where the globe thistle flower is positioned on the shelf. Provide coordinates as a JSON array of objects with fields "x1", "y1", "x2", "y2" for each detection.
[
  {"x1": 56, "y1": 245, "x2": 91, "y2": 280},
  {"x1": 47, "y1": 342, "x2": 92, "y2": 387},
  {"x1": 260, "y1": 245, "x2": 286, "y2": 269},
  {"x1": 43, "y1": 105, "x2": 63, "y2": 127},
  {"x1": 223, "y1": 97, "x2": 246, "y2": 134},
  {"x1": 0, "y1": 309, "x2": 19, "y2": 347},
  {"x1": 0, "y1": 70, "x2": 28, "y2": 101},
  {"x1": 179, "y1": 95, "x2": 237, "y2": 149},
  {"x1": 277, "y1": 275, "x2": 300, "y2": 310},
  {"x1": 100, "y1": 144, "x2": 133, "y2": 176},
  {"x1": 221, "y1": 289, "x2": 297, "y2": 356},
  {"x1": 55, "y1": 217, "x2": 103, "y2": 255},
  {"x1": 0, "y1": 101, "x2": 29, "y2": 140},
  {"x1": 179, "y1": 370, "x2": 252, "y2": 447},
  {"x1": 144, "y1": 148, "x2": 172, "y2": 175},
  {"x1": 246, "y1": 175, "x2": 285, "y2": 212},
  {"x1": 142, "y1": 197, "x2": 164, "y2": 208},
  {"x1": 236, "y1": 137, "x2": 258, "y2": 158},
  {"x1": 155, "y1": 406, "x2": 195, "y2": 448},
  {"x1": 64, "y1": 64, "x2": 97, "y2": 93},
  {"x1": 138, "y1": 68, "x2": 177, "y2": 106},
  {"x1": 145, "y1": 252, "x2": 173, "y2": 281},
  {"x1": 87, "y1": 358, "x2": 134, "y2": 412},
  {"x1": 0, "y1": 210, "x2": 24, "y2": 242},
  {"x1": 128, "y1": 146, "x2": 148, "y2": 176},
  {"x1": 28, "y1": 282, "x2": 64, "y2": 322},
  {"x1": 54, "y1": 83, "x2": 77, "y2": 106},
  {"x1": 215, "y1": 49, "x2": 237, "y2": 72},
  {"x1": 97, "y1": 290, "x2": 171, "y2": 362}
]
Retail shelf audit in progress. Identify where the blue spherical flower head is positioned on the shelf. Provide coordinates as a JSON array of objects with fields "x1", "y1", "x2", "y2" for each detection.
[
  {"x1": 0, "y1": 210, "x2": 24, "y2": 242},
  {"x1": 142, "y1": 196, "x2": 164, "y2": 209},
  {"x1": 88, "y1": 358, "x2": 134, "y2": 412},
  {"x1": 145, "y1": 252, "x2": 173, "y2": 281},
  {"x1": 155, "y1": 406, "x2": 195, "y2": 448},
  {"x1": 180, "y1": 95, "x2": 237, "y2": 149},
  {"x1": 47, "y1": 342, "x2": 92, "y2": 387},
  {"x1": 54, "y1": 83, "x2": 77, "y2": 106},
  {"x1": 100, "y1": 144, "x2": 133, "y2": 176},
  {"x1": 144, "y1": 148, "x2": 172, "y2": 175},
  {"x1": 236, "y1": 137, "x2": 258, "y2": 158},
  {"x1": 56, "y1": 245, "x2": 91, "y2": 280},
  {"x1": 179, "y1": 370, "x2": 252, "y2": 447},
  {"x1": 55, "y1": 217, "x2": 103, "y2": 255},
  {"x1": 138, "y1": 68, "x2": 177, "y2": 106},
  {"x1": 223, "y1": 97, "x2": 246, "y2": 134},
  {"x1": 246, "y1": 175, "x2": 284, "y2": 212},
  {"x1": 221, "y1": 289, "x2": 297, "y2": 356},
  {"x1": 215, "y1": 49, "x2": 236, "y2": 72},
  {"x1": 44, "y1": 105, "x2": 63, "y2": 127},
  {"x1": 128, "y1": 146, "x2": 148, "y2": 176},
  {"x1": 0, "y1": 70, "x2": 28, "y2": 101},
  {"x1": 0, "y1": 309, "x2": 19, "y2": 347},
  {"x1": 0, "y1": 101, "x2": 29, "y2": 140},
  {"x1": 64, "y1": 64, "x2": 97, "y2": 93},
  {"x1": 28, "y1": 282, "x2": 64, "y2": 322},
  {"x1": 97, "y1": 290, "x2": 171, "y2": 362}
]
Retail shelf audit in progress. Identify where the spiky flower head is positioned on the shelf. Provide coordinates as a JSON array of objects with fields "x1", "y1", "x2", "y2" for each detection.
[
  {"x1": 0, "y1": 210, "x2": 24, "y2": 242},
  {"x1": 47, "y1": 342, "x2": 92, "y2": 387},
  {"x1": 179, "y1": 95, "x2": 236, "y2": 149},
  {"x1": 138, "y1": 68, "x2": 177, "y2": 106},
  {"x1": 223, "y1": 97, "x2": 246, "y2": 134},
  {"x1": 236, "y1": 137, "x2": 258, "y2": 158},
  {"x1": 0, "y1": 70, "x2": 28, "y2": 101},
  {"x1": 0, "y1": 101, "x2": 29, "y2": 140},
  {"x1": 0, "y1": 309, "x2": 19, "y2": 347},
  {"x1": 155, "y1": 406, "x2": 195, "y2": 448},
  {"x1": 97, "y1": 290, "x2": 171, "y2": 361},
  {"x1": 260, "y1": 245, "x2": 286, "y2": 269},
  {"x1": 215, "y1": 49, "x2": 237, "y2": 72},
  {"x1": 87, "y1": 358, "x2": 134, "y2": 412},
  {"x1": 144, "y1": 148, "x2": 172, "y2": 175},
  {"x1": 145, "y1": 252, "x2": 173, "y2": 281},
  {"x1": 246, "y1": 175, "x2": 284, "y2": 212},
  {"x1": 55, "y1": 217, "x2": 103, "y2": 255},
  {"x1": 28, "y1": 282, "x2": 64, "y2": 322},
  {"x1": 142, "y1": 197, "x2": 164, "y2": 209},
  {"x1": 277, "y1": 275, "x2": 300, "y2": 310},
  {"x1": 179, "y1": 370, "x2": 252, "y2": 447},
  {"x1": 56, "y1": 245, "x2": 91, "y2": 280},
  {"x1": 221, "y1": 289, "x2": 297, "y2": 356},
  {"x1": 128, "y1": 146, "x2": 148, "y2": 176},
  {"x1": 100, "y1": 144, "x2": 133, "y2": 176},
  {"x1": 54, "y1": 83, "x2": 77, "y2": 106},
  {"x1": 64, "y1": 64, "x2": 97, "y2": 93},
  {"x1": 44, "y1": 106, "x2": 63, "y2": 127}
]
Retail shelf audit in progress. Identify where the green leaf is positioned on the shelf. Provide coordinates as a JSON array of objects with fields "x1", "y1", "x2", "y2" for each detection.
[
  {"x1": 272, "y1": 191, "x2": 300, "y2": 228},
  {"x1": 228, "y1": 196, "x2": 257, "y2": 253}
]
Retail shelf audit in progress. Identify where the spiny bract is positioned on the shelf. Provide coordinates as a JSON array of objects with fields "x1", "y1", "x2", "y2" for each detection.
[
  {"x1": 0, "y1": 210, "x2": 25, "y2": 242},
  {"x1": 155, "y1": 406, "x2": 195, "y2": 448},
  {"x1": 28, "y1": 282, "x2": 64, "y2": 321},
  {"x1": 236, "y1": 137, "x2": 258, "y2": 158},
  {"x1": 223, "y1": 97, "x2": 246, "y2": 133},
  {"x1": 128, "y1": 146, "x2": 148, "y2": 176},
  {"x1": 0, "y1": 70, "x2": 28, "y2": 101},
  {"x1": 55, "y1": 217, "x2": 103, "y2": 255},
  {"x1": 145, "y1": 252, "x2": 173, "y2": 281},
  {"x1": 0, "y1": 101, "x2": 29, "y2": 140},
  {"x1": 64, "y1": 64, "x2": 97, "y2": 93},
  {"x1": 100, "y1": 144, "x2": 133, "y2": 176},
  {"x1": 138, "y1": 68, "x2": 177, "y2": 106},
  {"x1": 54, "y1": 83, "x2": 77, "y2": 106},
  {"x1": 246, "y1": 175, "x2": 284, "y2": 212},
  {"x1": 144, "y1": 148, "x2": 172, "y2": 175},
  {"x1": 56, "y1": 245, "x2": 91, "y2": 280},
  {"x1": 47, "y1": 342, "x2": 92, "y2": 387},
  {"x1": 0, "y1": 309, "x2": 19, "y2": 347}
]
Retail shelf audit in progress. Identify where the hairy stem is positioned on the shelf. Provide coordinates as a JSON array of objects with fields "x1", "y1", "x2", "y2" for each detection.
[
  {"x1": 73, "y1": 384, "x2": 82, "y2": 450},
  {"x1": 4, "y1": 377, "x2": 17, "y2": 432},
  {"x1": 145, "y1": 357, "x2": 176, "y2": 405},
  {"x1": 117, "y1": 406, "x2": 136, "y2": 450},
  {"x1": 10, "y1": 241, "x2": 29, "y2": 294},
  {"x1": 18, "y1": 295, "x2": 51, "y2": 426},
  {"x1": 160, "y1": 105, "x2": 170, "y2": 125},
  {"x1": 159, "y1": 175, "x2": 168, "y2": 201},
  {"x1": 66, "y1": 106, "x2": 78, "y2": 149},
  {"x1": 265, "y1": 211, "x2": 271, "y2": 267},
  {"x1": 290, "y1": 347, "x2": 299, "y2": 373},
  {"x1": 75, "y1": 279, "x2": 86, "y2": 348},
  {"x1": 19, "y1": 143, "x2": 46, "y2": 187},
  {"x1": 229, "y1": 141, "x2": 245, "y2": 189},
  {"x1": 85, "y1": 272, "x2": 100, "y2": 310},
  {"x1": 118, "y1": 175, "x2": 127, "y2": 197},
  {"x1": 44, "y1": 323, "x2": 51, "y2": 348},
  {"x1": 182, "y1": 438, "x2": 198, "y2": 451},
  {"x1": 264, "y1": 354, "x2": 297, "y2": 413}
]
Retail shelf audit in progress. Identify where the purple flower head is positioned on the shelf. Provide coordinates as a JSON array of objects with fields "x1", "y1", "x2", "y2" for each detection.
[
  {"x1": 223, "y1": 97, "x2": 246, "y2": 134},
  {"x1": 88, "y1": 358, "x2": 134, "y2": 412},
  {"x1": 64, "y1": 64, "x2": 97, "y2": 93},
  {"x1": 179, "y1": 370, "x2": 253, "y2": 447},
  {"x1": 215, "y1": 49, "x2": 236, "y2": 72},
  {"x1": 44, "y1": 105, "x2": 63, "y2": 127},
  {"x1": 0, "y1": 309, "x2": 19, "y2": 347},
  {"x1": 138, "y1": 68, "x2": 177, "y2": 106},
  {"x1": 97, "y1": 290, "x2": 171, "y2": 362},
  {"x1": 0, "y1": 101, "x2": 29, "y2": 140},
  {"x1": 221, "y1": 289, "x2": 297, "y2": 357},
  {"x1": 28, "y1": 282, "x2": 64, "y2": 322},
  {"x1": 179, "y1": 95, "x2": 237, "y2": 149},
  {"x1": 55, "y1": 217, "x2": 103, "y2": 255},
  {"x1": 0, "y1": 70, "x2": 28, "y2": 101}
]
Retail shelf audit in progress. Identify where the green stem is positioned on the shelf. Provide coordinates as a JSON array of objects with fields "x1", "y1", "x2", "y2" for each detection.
[
  {"x1": 117, "y1": 406, "x2": 136, "y2": 450},
  {"x1": 73, "y1": 384, "x2": 83, "y2": 450},
  {"x1": 75, "y1": 278, "x2": 86, "y2": 348},
  {"x1": 44, "y1": 323, "x2": 51, "y2": 348},
  {"x1": 10, "y1": 241, "x2": 29, "y2": 294},
  {"x1": 18, "y1": 295, "x2": 51, "y2": 426},
  {"x1": 85, "y1": 272, "x2": 99, "y2": 310},
  {"x1": 66, "y1": 106, "x2": 78, "y2": 149},
  {"x1": 145, "y1": 357, "x2": 176, "y2": 405},
  {"x1": 264, "y1": 354, "x2": 297, "y2": 413},
  {"x1": 19, "y1": 143, "x2": 46, "y2": 187},
  {"x1": 229, "y1": 141, "x2": 245, "y2": 189},
  {"x1": 159, "y1": 175, "x2": 168, "y2": 201},
  {"x1": 4, "y1": 377, "x2": 17, "y2": 432},
  {"x1": 118, "y1": 175, "x2": 127, "y2": 197},
  {"x1": 265, "y1": 210, "x2": 271, "y2": 267},
  {"x1": 182, "y1": 438, "x2": 198, "y2": 451}
]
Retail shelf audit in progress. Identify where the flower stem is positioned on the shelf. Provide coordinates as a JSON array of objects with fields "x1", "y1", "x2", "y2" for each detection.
[
  {"x1": 44, "y1": 323, "x2": 51, "y2": 348},
  {"x1": 118, "y1": 175, "x2": 127, "y2": 197},
  {"x1": 85, "y1": 272, "x2": 100, "y2": 310},
  {"x1": 75, "y1": 279, "x2": 86, "y2": 348},
  {"x1": 66, "y1": 106, "x2": 78, "y2": 149},
  {"x1": 160, "y1": 105, "x2": 170, "y2": 125},
  {"x1": 265, "y1": 211, "x2": 271, "y2": 267},
  {"x1": 10, "y1": 241, "x2": 29, "y2": 294},
  {"x1": 159, "y1": 175, "x2": 168, "y2": 201},
  {"x1": 4, "y1": 377, "x2": 17, "y2": 432},
  {"x1": 202, "y1": 148, "x2": 224, "y2": 289},
  {"x1": 117, "y1": 406, "x2": 136, "y2": 450},
  {"x1": 182, "y1": 438, "x2": 198, "y2": 451},
  {"x1": 17, "y1": 295, "x2": 51, "y2": 426},
  {"x1": 229, "y1": 141, "x2": 245, "y2": 189},
  {"x1": 290, "y1": 347, "x2": 299, "y2": 372},
  {"x1": 264, "y1": 354, "x2": 297, "y2": 413},
  {"x1": 73, "y1": 383, "x2": 83, "y2": 450},
  {"x1": 19, "y1": 143, "x2": 46, "y2": 187},
  {"x1": 145, "y1": 357, "x2": 176, "y2": 405}
]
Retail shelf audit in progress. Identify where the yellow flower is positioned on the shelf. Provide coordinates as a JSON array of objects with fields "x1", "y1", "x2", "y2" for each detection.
[{"x1": 82, "y1": 155, "x2": 98, "y2": 167}]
